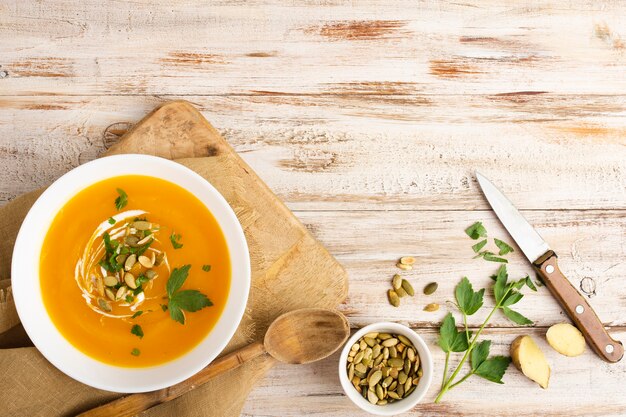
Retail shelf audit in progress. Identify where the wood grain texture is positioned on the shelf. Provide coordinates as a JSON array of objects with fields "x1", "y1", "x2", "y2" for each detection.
[{"x1": 1, "y1": 0, "x2": 625, "y2": 415}]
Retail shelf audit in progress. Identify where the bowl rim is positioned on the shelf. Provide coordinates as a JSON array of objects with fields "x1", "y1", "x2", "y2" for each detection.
[
  {"x1": 11, "y1": 154, "x2": 251, "y2": 393},
  {"x1": 338, "y1": 322, "x2": 434, "y2": 416}
]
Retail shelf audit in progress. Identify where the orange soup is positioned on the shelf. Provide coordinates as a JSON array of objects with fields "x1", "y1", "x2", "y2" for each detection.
[{"x1": 40, "y1": 175, "x2": 231, "y2": 367}]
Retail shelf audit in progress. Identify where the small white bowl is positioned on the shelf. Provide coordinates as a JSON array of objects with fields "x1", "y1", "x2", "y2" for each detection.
[
  {"x1": 338, "y1": 322, "x2": 434, "y2": 416},
  {"x1": 11, "y1": 154, "x2": 251, "y2": 393}
]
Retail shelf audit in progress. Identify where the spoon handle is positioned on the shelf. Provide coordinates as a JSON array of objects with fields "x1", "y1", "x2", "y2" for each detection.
[{"x1": 78, "y1": 342, "x2": 266, "y2": 417}]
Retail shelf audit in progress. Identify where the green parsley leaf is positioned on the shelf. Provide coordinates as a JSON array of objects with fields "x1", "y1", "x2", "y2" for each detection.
[
  {"x1": 166, "y1": 265, "x2": 191, "y2": 298},
  {"x1": 472, "y1": 239, "x2": 488, "y2": 253},
  {"x1": 502, "y1": 307, "x2": 533, "y2": 325},
  {"x1": 525, "y1": 275, "x2": 537, "y2": 291},
  {"x1": 455, "y1": 277, "x2": 484, "y2": 316},
  {"x1": 131, "y1": 324, "x2": 144, "y2": 339},
  {"x1": 170, "y1": 233, "x2": 183, "y2": 249},
  {"x1": 168, "y1": 302, "x2": 185, "y2": 324},
  {"x1": 438, "y1": 313, "x2": 471, "y2": 353},
  {"x1": 125, "y1": 295, "x2": 134, "y2": 303},
  {"x1": 470, "y1": 340, "x2": 491, "y2": 371},
  {"x1": 494, "y1": 265, "x2": 508, "y2": 304},
  {"x1": 131, "y1": 311, "x2": 143, "y2": 319},
  {"x1": 115, "y1": 188, "x2": 128, "y2": 210},
  {"x1": 473, "y1": 356, "x2": 511, "y2": 384},
  {"x1": 108, "y1": 217, "x2": 116, "y2": 225},
  {"x1": 502, "y1": 291, "x2": 523, "y2": 307},
  {"x1": 202, "y1": 264, "x2": 211, "y2": 272},
  {"x1": 171, "y1": 290, "x2": 213, "y2": 312},
  {"x1": 131, "y1": 348, "x2": 140, "y2": 356},
  {"x1": 160, "y1": 304, "x2": 168, "y2": 312},
  {"x1": 135, "y1": 275, "x2": 149, "y2": 287},
  {"x1": 465, "y1": 222, "x2": 487, "y2": 240},
  {"x1": 483, "y1": 252, "x2": 508, "y2": 263},
  {"x1": 494, "y1": 238, "x2": 514, "y2": 255}
]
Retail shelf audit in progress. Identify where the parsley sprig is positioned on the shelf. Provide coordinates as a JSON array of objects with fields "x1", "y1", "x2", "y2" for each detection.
[
  {"x1": 166, "y1": 265, "x2": 213, "y2": 324},
  {"x1": 435, "y1": 265, "x2": 536, "y2": 403},
  {"x1": 115, "y1": 188, "x2": 128, "y2": 210}
]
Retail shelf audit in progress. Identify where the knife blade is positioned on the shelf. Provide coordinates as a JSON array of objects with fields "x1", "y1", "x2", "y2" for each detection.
[{"x1": 476, "y1": 171, "x2": 623, "y2": 363}]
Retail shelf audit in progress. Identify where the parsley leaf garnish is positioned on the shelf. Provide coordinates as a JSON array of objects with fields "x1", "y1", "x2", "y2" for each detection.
[
  {"x1": 170, "y1": 233, "x2": 183, "y2": 249},
  {"x1": 473, "y1": 356, "x2": 511, "y2": 384},
  {"x1": 165, "y1": 265, "x2": 213, "y2": 324},
  {"x1": 438, "y1": 313, "x2": 471, "y2": 353},
  {"x1": 115, "y1": 188, "x2": 128, "y2": 210},
  {"x1": 455, "y1": 277, "x2": 484, "y2": 316},
  {"x1": 471, "y1": 239, "x2": 487, "y2": 253},
  {"x1": 465, "y1": 222, "x2": 487, "y2": 240},
  {"x1": 131, "y1": 311, "x2": 143, "y2": 318},
  {"x1": 202, "y1": 264, "x2": 211, "y2": 272},
  {"x1": 108, "y1": 217, "x2": 116, "y2": 225},
  {"x1": 131, "y1": 348, "x2": 140, "y2": 356},
  {"x1": 494, "y1": 238, "x2": 514, "y2": 255},
  {"x1": 125, "y1": 295, "x2": 134, "y2": 303},
  {"x1": 131, "y1": 324, "x2": 144, "y2": 339}
]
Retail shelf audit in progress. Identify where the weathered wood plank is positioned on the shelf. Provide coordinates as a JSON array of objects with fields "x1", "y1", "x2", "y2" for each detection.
[
  {"x1": 296, "y1": 210, "x2": 626, "y2": 328},
  {"x1": 242, "y1": 328, "x2": 626, "y2": 416},
  {"x1": 1, "y1": 1, "x2": 625, "y2": 96},
  {"x1": 0, "y1": 96, "x2": 624, "y2": 210}
]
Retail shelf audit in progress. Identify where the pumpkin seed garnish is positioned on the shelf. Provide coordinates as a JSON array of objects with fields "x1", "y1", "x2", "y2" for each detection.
[
  {"x1": 424, "y1": 303, "x2": 440, "y2": 312},
  {"x1": 98, "y1": 298, "x2": 112, "y2": 312},
  {"x1": 399, "y1": 256, "x2": 416, "y2": 266},
  {"x1": 396, "y1": 262, "x2": 412, "y2": 271},
  {"x1": 125, "y1": 254, "x2": 137, "y2": 271},
  {"x1": 391, "y1": 274, "x2": 402, "y2": 290},
  {"x1": 401, "y1": 279, "x2": 415, "y2": 296},
  {"x1": 103, "y1": 276, "x2": 118, "y2": 287},
  {"x1": 387, "y1": 290, "x2": 400, "y2": 307},
  {"x1": 124, "y1": 273, "x2": 137, "y2": 289},
  {"x1": 138, "y1": 255, "x2": 153, "y2": 268},
  {"x1": 105, "y1": 288, "x2": 116, "y2": 301},
  {"x1": 133, "y1": 220, "x2": 152, "y2": 231}
]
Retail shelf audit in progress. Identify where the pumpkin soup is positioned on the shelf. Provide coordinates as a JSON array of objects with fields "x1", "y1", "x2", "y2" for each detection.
[{"x1": 40, "y1": 175, "x2": 231, "y2": 367}]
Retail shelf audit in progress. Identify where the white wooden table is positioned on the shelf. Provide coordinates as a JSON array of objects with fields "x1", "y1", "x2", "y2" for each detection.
[{"x1": 1, "y1": 1, "x2": 625, "y2": 415}]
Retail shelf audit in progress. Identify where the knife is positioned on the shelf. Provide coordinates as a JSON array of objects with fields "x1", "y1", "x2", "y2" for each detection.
[{"x1": 476, "y1": 171, "x2": 623, "y2": 363}]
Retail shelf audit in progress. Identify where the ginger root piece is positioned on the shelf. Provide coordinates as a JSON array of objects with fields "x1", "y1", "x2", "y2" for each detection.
[
  {"x1": 546, "y1": 323, "x2": 586, "y2": 357},
  {"x1": 510, "y1": 335, "x2": 550, "y2": 389}
]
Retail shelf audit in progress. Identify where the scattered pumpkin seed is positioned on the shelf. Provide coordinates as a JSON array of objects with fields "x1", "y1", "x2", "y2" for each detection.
[
  {"x1": 367, "y1": 389, "x2": 378, "y2": 404},
  {"x1": 399, "y1": 256, "x2": 416, "y2": 265},
  {"x1": 115, "y1": 286, "x2": 127, "y2": 300},
  {"x1": 145, "y1": 269, "x2": 157, "y2": 280},
  {"x1": 396, "y1": 286, "x2": 408, "y2": 298},
  {"x1": 369, "y1": 370, "x2": 382, "y2": 387},
  {"x1": 391, "y1": 274, "x2": 402, "y2": 290},
  {"x1": 396, "y1": 262, "x2": 412, "y2": 271},
  {"x1": 125, "y1": 236, "x2": 140, "y2": 247},
  {"x1": 424, "y1": 303, "x2": 440, "y2": 312},
  {"x1": 375, "y1": 384, "x2": 384, "y2": 400},
  {"x1": 138, "y1": 255, "x2": 153, "y2": 268},
  {"x1": 387, "y1": 290, "x2": 400, "y2": 307},
  {"x1": 133, "y1": 221, "x2": 152, "y2": 231},
  {"x1": 364, "y1": 332, "x2": 379, "y2": 339},
  {"x1": 401, "y1": 279, "x2": 414, "y2": 296},
  {"x1": 103, "y1": 276, "x2": 118, "y2": 287},
  {"x1": 137, "y1": 235, "x2": 153, "y2": 246},
  {"x1": 105, "y1": 288, "x2": 116, "y2": 301},
  {"x1": 424, "y1": 282, "x2": 438, "y2": 295},
  {"x1": 382, "y1": 338, "x2": 398, "y2": 347},
  {"x1": 397, "y1": 335, "x2": 411, "y2": 346},
  {"x1": 124, "y1": 273, "x2": 137, "y2": 289}
]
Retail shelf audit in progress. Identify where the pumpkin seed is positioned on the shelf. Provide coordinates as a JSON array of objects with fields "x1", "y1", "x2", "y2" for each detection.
[
  {"x1": 387, "y1": 358, "x2": 403, "y2": 368},
  {"x1": 364, "y1": 337, "x2": 377, "y2": 347},
  {"x1": 389, "y1": 346, "x2": 398, "y2": 358},
  {"x1": 354, "y1": 351, "x2": 364, "y2": 364},
  {"x1": 355, "y1": 363, "x2": 367, "y2": 374},
  {"x1": 359, "y1": 340, "x2": 367, "y2": 350},
  {"x1": 137, "y1": 235, "x2": 153, "y2": 246},
  {"x1": 98, "y1": 298, "x2": 112, "y2": 312},
  {"x1": 368, "y1": 370, "x2": 382, "y2": 387},
  {"x1": 351, "y1": 343, "x2": 359, "y2": 351},
  {"x1": 424, "y1": 282, "x2": 438, "y2": 295},
  {"x1": 388, "y1": 391, "x2": 401, "y2": 400},
  {"x1": 377, "y1": 399, "x2": 388, "y2": 406},
  {"x1": 124, "y1": 254, "x2": 137, "y2": 271},
  {"x1": 138, "y1": 255, "x2": 153, "y2": 268},
  {"x1": 391, "y1": 274, "x2": 402, "y2": 290},
  {"x1": 367, "y1": 389, "x2": 378, "y2": 404},
  {"x1": 396, "y1": 262, "x2": 412, "y2": 271},
  {"x1": 398, "y1": 371, "x2": 408, "y2": 385},
  {"x1": 124, "y1": 273, "x2": 137, "y2": 289},
  {"x1": 348, "y1": 363, "x2": 355, "y2": 381},
  {"x1": 389, "y1": 367, "x2": 399, "y2": 379},
  {"x1": 382, "y1": 347, "x2": 389, "y2": 360},
  {"x1": 352, "y1": 376, "x2": 361, "y2": 386},
  {"x1": 407, "y1": 348, "x2": 415, "y2": 362},
  {"x1": 125, "y1": 236, "x2": 140, "y2": 247},
  {"x1": 103, "y1": 276, "x2": 118, "y2": 287},
  {"x1": 372, "y1": 344, "x2": 381, "y2": 358},
  {"x1": 378, "y1": 333, "x2": 392, "y2": 340},
  {"x1": 373, "y1": 354, "x2": 383, "y2": 366},
  {"x1": 115, "y1": 254, "x2": 128, "y2": 264},
  {"x1": 387, "y1": 290, "x2": 400, "y2": 307},
  {"x1": 405, "y1": 386, "x2": 416, "y2": 397},
  {"x1": 404, "y1": 378, "x2": 412, "y2": 392},
  {"x1": 424, "y1": 303, "x2": 440, "y2": 312},
  {"x1": 396, "y1": 343, "x2": 405, "y2": 353},
  {"x1": 401, "y1": 279, "x2": 415, "y2": 296},
  {"x1": 133, "y1": 221, "x2": 152, "y2": 231},
  {"x1": 398, "y1": 335, "x2": 411, "y2": 346},
  {"x1": 144, "y1": 269, "x2": 158, "y2": 280},
  {"x1": 382, "y1": 376, "x2": 393, "y2": 388},
  {"x1": 404, "y1": 358, "x2": 411, "y2": 374},
  {"x1": 364, "y1": 332, "x2": 379, "y2": 339},
  {"x1": 397, "y1": 385, "x2": 404, "y2": 397},
  {"x1": 154, "y1": 252, "x2": 165, "y2": 266},
  {"x1": 115, "y1": 286, "x2": 127, "y2": 300},
  {"x1": 399, "y1": 256, "x2": 416, "y2": 265},
  {"x1": 375, "y1": 384, "x2": 384, "y2": 400},
  {"x1": 364, "y1": 347, "x2": 373, "y2": 360},
  {"x1": 388, "y1": 381, "x2": 398, "y2": 391},
  {"x1": 105, "y1": 288, "x2": 116, "y2": 301},
  {"x1": 382, "y1": 338, "x2": 398, "y2": 347},
  {"x1": 396, "y1": 286, "x2": 408, "y2": 298},
  {"x1": 347, "y1": 357, "x2": 353, "y2": 363}
]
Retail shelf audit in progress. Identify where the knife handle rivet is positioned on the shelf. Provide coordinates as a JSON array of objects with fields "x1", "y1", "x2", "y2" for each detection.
[
  {"x1": 576, "y1": 305, "x2": 584, "y2": 314},
  {"x1": 606, "y1": 344, "x2": 615, "y2": 354},
  {"x1": 546, "y1": 265, "x2": 555, "y2": 274}
]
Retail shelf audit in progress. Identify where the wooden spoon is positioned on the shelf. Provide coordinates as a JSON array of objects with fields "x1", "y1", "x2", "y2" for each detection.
[{"x1": 79, "y1": 308, "x2": 349, "y2": 417}]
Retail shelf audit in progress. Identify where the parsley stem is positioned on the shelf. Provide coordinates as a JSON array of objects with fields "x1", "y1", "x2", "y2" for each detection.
[
  {"x1": 441, "y1": 351, "x2": 450, "y2": 390},
  {"x1": 448, "y1": 371, "x2": 474, "y2": 390},
  {"x1": 435, "y1": 286, "x2": 513, "y2": 403}
]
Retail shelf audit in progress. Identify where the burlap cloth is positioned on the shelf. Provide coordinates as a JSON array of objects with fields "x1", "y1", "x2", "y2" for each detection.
[{"x1": 0, "y1": 101, "x2": 348, "y2": 416}]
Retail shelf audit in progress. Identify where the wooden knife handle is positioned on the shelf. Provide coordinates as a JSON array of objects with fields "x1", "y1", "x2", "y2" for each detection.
[
  {"x1": 534, "y1": 251, "x2": 623, "y2": 363},
  {"x1": 77, "y1": 342, "x2": 267, "y2": 417}
]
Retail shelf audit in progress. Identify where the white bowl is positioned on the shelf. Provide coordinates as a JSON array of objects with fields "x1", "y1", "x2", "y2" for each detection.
[
  {"x1": 338, "y1": 322, "x2": 434, "y2": 415},
  {"x1": 11, "y1": 154, "x2": 251, "y2": 393}
]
